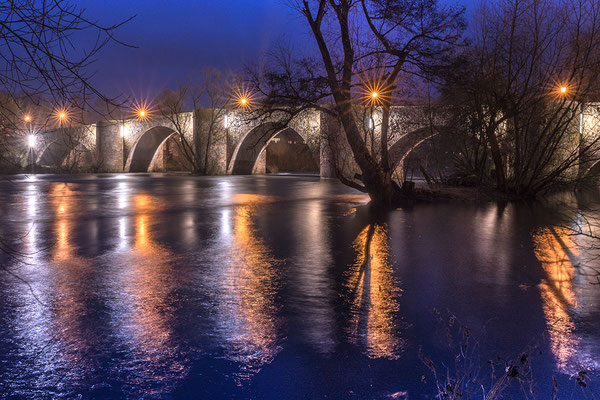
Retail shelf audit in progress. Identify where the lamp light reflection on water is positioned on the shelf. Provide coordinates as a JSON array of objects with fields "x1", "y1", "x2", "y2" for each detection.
[
  {"x1": 25, "y1": 184, "x2": 38, "y2": 253},
  {"x1": 213, "y1": 194, "x2": 281, "y2": 382},
  {"x1": 220, "y1": 208, "x2": 231, "y2": 237},
  {"x1": 533, "y1": 226, "x2": 600, "y2": 374},
  {"x1": 117, "y1": 181, "x2": 128, "y2": 209},
  {"x1": 119, "y1": 217, "x2": 127, "y2": 247},
  {"x1": 293, "y1": 200, "x2": 336, "y2": 353},
  {"x1": 107, "y1": 193, "x2": 188, "y2": 393}
]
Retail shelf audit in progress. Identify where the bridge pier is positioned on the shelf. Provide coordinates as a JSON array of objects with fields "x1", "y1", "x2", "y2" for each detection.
[
  {"x1": 319, "y1": 113, "x2": 341, "y2": 178},
  {"x1": 194, "y1": 109, "x2": 227, "y2": 174},
  {"x1": 96, "y1": 121, "x2": 124, "y2": 172}
]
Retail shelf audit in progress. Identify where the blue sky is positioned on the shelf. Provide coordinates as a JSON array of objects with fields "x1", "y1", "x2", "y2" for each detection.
[{"x1": 79, "y1": 0, "x2": 478, "y2": 98}]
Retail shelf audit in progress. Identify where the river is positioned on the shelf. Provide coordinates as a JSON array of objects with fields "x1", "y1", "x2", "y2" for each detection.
[{"x1": 0, "y1": 174, "x2": 598, "y2": 399}]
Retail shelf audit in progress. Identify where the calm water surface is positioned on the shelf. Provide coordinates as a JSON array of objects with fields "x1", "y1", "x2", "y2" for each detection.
[{"x1": 0, "y1": 174, "x2": 599, "y2": 399}]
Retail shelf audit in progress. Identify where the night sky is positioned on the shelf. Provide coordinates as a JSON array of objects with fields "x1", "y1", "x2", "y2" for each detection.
[{"x1": 79, "y1": 0, "x2": 478, "y2": 99}]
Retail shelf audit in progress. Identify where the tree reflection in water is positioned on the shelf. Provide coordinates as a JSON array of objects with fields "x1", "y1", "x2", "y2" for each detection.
[{"x1": 346, "y1": 222, "x2": 403, "y2": 359}]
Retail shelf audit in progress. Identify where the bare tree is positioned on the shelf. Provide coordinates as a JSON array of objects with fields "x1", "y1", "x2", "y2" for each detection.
[
  {"x1": 156, "y1": 69, "x2": 232, "y2": 175},
  {"x1": 0, "y1": 0, "x2": 131, "y2": 172},
  {"x1": 0, "y1": 0, "x2": 131, "y2": 107},
  {"x1": 443, "y1": 0, "x2": 600, "y2": 197},
  {"x1": 249, "y1": 0, "x2": 464, "y2": 206},
  {"x1": 155, "y1": 86, "x2": 199, "y2": 173}
]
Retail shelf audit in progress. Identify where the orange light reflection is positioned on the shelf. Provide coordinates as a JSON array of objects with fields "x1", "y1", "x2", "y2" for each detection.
[
  {"x1": 533, "y1": 226, "x2": 587, "y2": 374},
  {"x1": 218, "y1": 194, "x2": 281, "y2": 382},
  {"x1": 48, "y1": 183, "x2": 94, "y2": 373},
  {"x1": 116, "y1": 193, "x2": 187, "y2": 389}
]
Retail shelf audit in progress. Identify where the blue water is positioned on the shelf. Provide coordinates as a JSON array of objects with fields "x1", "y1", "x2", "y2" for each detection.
[{"x1": 0, "y1": 174, "x2": 598, "y2": 399}]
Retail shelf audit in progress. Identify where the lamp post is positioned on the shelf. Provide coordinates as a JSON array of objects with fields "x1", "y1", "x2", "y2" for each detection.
[{"x1": 370, "y1": 91, "x2": 379, "y2": 127}]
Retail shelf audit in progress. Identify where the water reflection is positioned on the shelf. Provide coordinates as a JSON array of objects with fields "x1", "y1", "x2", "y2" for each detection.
[
  {"x1": 112, "y1": 192, "x2": 187, "y2": 392},
  {"x1": 2, "y1": 176, "x2": 600, "y2": 399},
  {"x1": 533, "y1": 226, "x2": 600, "y2": 374},
  {"x1": 214, "y1": 194, "x2": 281, "y2": 382},
  {"x1": 49, "y1": 183, "x2": 95, "y2": 380},
  {"x1": 291, "y1": 200, "x2": 336, "y2": 354},
  {"x1": 346, "y1": 223, "x2": 403, "y2": 359},
  {"x1": 51, "y1": 184, "x2": 79, "y2": 260},
  {"x1": 4, "y1": 183, "x2": 55, "y2": 395}
]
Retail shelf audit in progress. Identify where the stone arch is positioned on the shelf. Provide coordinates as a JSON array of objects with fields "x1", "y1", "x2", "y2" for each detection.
[
  {"x1": 126, "y1": 126, "x2": 177, "y2": 172},
  {"x1": 37, "y1": 136, "x2": 93, "y2": 171},
  {"x1": 583, "y1": 159, "x2": 600, "y2": 181},
  {"x1": 388, "y1": 126, "x2": 450, "y2": 166},
  {"x1": 229, "y1": 123, "x2": 317, "y2": 175}
]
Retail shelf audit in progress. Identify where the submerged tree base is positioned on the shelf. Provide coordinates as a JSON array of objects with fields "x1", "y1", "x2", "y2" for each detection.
[{"x1": 371, "y1": 184, "x2": 577, "y2": 209}]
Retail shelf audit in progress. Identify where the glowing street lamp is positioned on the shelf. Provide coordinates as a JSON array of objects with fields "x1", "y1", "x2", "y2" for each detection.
[
  {"x1": 237, "y1": 96, "x2": 250, "y2": 109},
  {"x1": 135, "y1": 107, "x2": 150, "y2": 120},
  {"x1": 560, "y1": 86, "x2": 567, "y2": 94},
  {"x1": 56, "y1": 109, "x2": 68, "y2": 124},
  {"x1": 24, "y1": 115, "x2": 31, "y2": 122},
  {"x1": 231, "y1": 86, "x2": 256, "y2": 110},
  {"x1": 360, "y1": 77, "x2": 391, "y2": 108},
  {"x1": 131, "y1": 99, "x2": 152, "y2": 121},
  {"x1": 28, "y1": 134, "x2": 36, "y2": 148}
]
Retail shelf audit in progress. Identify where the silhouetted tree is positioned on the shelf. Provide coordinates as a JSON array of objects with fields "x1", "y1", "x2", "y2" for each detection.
[
  {"x1": 0, "y1": 0, "x2": 130, "y2": 171},
  {"x1": 156, "y1": 69, "x2": 233, "y2": 174},
  {"x1": 250, "y1": 0, "x2": 465, "y2": 206},
  {"x1": 442, "y1": 0, "x2": 600, "y2": 196}
]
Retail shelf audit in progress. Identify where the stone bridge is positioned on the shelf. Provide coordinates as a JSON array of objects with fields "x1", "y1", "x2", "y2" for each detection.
[{"x1": 22, "y1": 104, "x2": 600, "y2": 180}]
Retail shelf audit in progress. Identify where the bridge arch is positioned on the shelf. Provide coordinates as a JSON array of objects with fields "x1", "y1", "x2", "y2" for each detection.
[
  {"x1": 389, "y1": 126, "x2": 450, "y2": 166},
  {"x1": 229, "y1": 123, "x2": 317, "y2": 175},
  {"x1": 583, "y1": 160, "x2": 600, "y2": 181},
  {"x1": 126, "y1": 126, "x2": 177, "y2": 172},
  {"x1": 37, "y1": 136, "x2": 93, "y2": 171}
]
